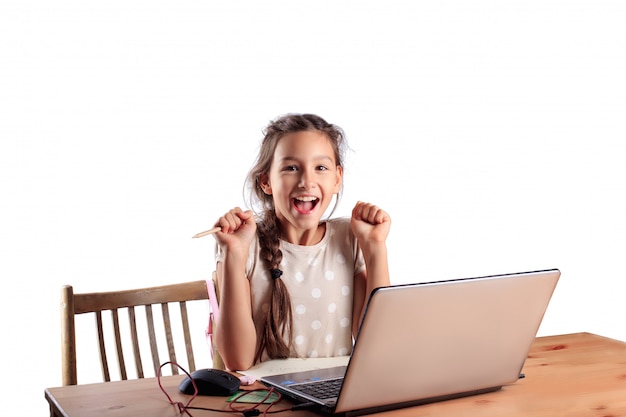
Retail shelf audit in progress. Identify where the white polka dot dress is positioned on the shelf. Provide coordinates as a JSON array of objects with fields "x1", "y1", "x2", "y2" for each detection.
[{"x1": 245, "y1": 218, "x2": 366, "y2": 362}]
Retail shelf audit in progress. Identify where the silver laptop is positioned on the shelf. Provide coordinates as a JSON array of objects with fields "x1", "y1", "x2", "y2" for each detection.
[{"x1": 261, "y1": 269, "x2": 560, "y2": 416}]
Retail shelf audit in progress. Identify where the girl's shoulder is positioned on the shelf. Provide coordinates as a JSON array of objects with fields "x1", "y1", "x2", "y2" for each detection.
[
  {"x1": 326, "y1": 216, "x2": 350, "y2": 228},
  {"x1": 325, "y1": 216, "x2": 352, "y2": 237}
]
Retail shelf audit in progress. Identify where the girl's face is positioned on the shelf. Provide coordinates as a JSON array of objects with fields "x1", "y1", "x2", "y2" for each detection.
[{"x1": 260, "y1": 130, "x2": 343, "y2": 243}]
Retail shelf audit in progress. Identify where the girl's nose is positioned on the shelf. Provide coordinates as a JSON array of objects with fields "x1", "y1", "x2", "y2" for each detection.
[{"x1": 298, "y1": 171, "x2": 313, "y2": 189}]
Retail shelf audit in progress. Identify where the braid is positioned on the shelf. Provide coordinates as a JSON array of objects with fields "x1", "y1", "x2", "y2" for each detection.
[{"x1": 255, "y1": 211, "x2": 294, "y2": 362}]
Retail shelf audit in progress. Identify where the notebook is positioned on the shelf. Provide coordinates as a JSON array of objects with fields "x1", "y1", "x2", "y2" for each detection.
[{"x1": 260, "y1": 268, "x2": 560, "y2": 416}]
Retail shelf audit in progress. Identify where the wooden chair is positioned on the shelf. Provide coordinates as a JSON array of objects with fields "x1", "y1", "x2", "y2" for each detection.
[{"x1": 60, "y1": 279, "x2": 223, "y2": 386}]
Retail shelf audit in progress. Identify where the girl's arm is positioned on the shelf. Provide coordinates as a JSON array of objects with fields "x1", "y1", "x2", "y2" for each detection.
[
  {"x1": 212, "y1": 208, "x2": 258, "y2": 371},
  {"x1": 350, "y1": 202, "x2": 391, "y2": 338}
]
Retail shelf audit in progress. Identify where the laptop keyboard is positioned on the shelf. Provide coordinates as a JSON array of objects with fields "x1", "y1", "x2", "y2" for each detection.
[{"x1": 293, "y1": 378, "x2": 343, "y2": 399}]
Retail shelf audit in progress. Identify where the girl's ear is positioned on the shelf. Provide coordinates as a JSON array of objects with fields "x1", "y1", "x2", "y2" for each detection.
[
  {"x1": 259, "y1": 173, "x2": 272, "y2": 195},
  {"x1": 334, "y1": 165, "x2": 343, "y2": 193}
]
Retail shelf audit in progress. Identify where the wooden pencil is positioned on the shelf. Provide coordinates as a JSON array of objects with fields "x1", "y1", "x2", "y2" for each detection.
[{"x1": 192, "y1": 226, "x2": 221, "y2": 238}]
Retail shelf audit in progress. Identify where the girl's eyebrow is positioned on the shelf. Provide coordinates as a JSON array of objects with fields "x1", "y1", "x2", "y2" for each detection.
[{"x1": 278, "y1": 155, "x2": 335, "y2": 163}]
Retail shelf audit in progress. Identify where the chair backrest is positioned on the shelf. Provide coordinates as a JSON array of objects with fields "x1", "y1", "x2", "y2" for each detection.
[{"x1": 60, "y1": 280, "x2": 213, "y2": 386}]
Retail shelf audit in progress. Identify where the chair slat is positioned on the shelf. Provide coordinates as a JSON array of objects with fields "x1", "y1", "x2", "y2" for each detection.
[
  {"x1": 128, "y1": 306, "x2": 144, "y2": 378},
  {"x1": 180, "y1": 301, "x2": 196, "y2": 372},
  {"x1": 95, "y1": 311, "x2": 111, "y2": 382},
  {"x1": 162, "y1": 303, "x2": 178, "y2": 375},
  {"x1": 145, "y1": 304, "x2": 160, "y2": 375},
  {"x1": 111, "y1": 309, "x2": 127, "y2": 380}
]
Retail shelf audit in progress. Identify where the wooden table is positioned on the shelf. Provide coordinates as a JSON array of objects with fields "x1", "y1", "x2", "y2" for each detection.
[{"x1": 45, "y1": 332, "x2": 626, "y2": 417}]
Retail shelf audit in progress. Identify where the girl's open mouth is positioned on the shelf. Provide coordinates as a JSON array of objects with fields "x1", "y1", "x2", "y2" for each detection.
[{"x1": 292, "y1": 196, "x2": 319, "y2": 214}]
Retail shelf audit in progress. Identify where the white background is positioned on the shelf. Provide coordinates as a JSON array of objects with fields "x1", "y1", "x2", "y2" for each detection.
[{"x1": 1, "y1": 1, "x2": 625, "y2": 415}]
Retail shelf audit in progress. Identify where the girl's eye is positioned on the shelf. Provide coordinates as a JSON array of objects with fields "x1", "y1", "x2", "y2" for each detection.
[
  {"x1": 282, "y1": 165, "x2": 298, "y2": 172},
  {"x1": 317, "y1": 165, "x2": 329, "y2": 171}
]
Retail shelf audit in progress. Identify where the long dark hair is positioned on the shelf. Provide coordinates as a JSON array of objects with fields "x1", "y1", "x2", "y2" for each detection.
[{"x1": 244, "y1": 113, "x2": 347, "y2": 362}]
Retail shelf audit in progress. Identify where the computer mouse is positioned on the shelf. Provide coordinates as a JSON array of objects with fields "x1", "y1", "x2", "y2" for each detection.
[{"x1": 178, "y1": 368, "x2": 240, "y2": 396}]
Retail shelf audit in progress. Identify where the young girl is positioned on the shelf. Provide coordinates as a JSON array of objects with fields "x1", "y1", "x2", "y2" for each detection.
[{"x1": 213, "y1": 113, "x2": 391, "y2": 371}]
